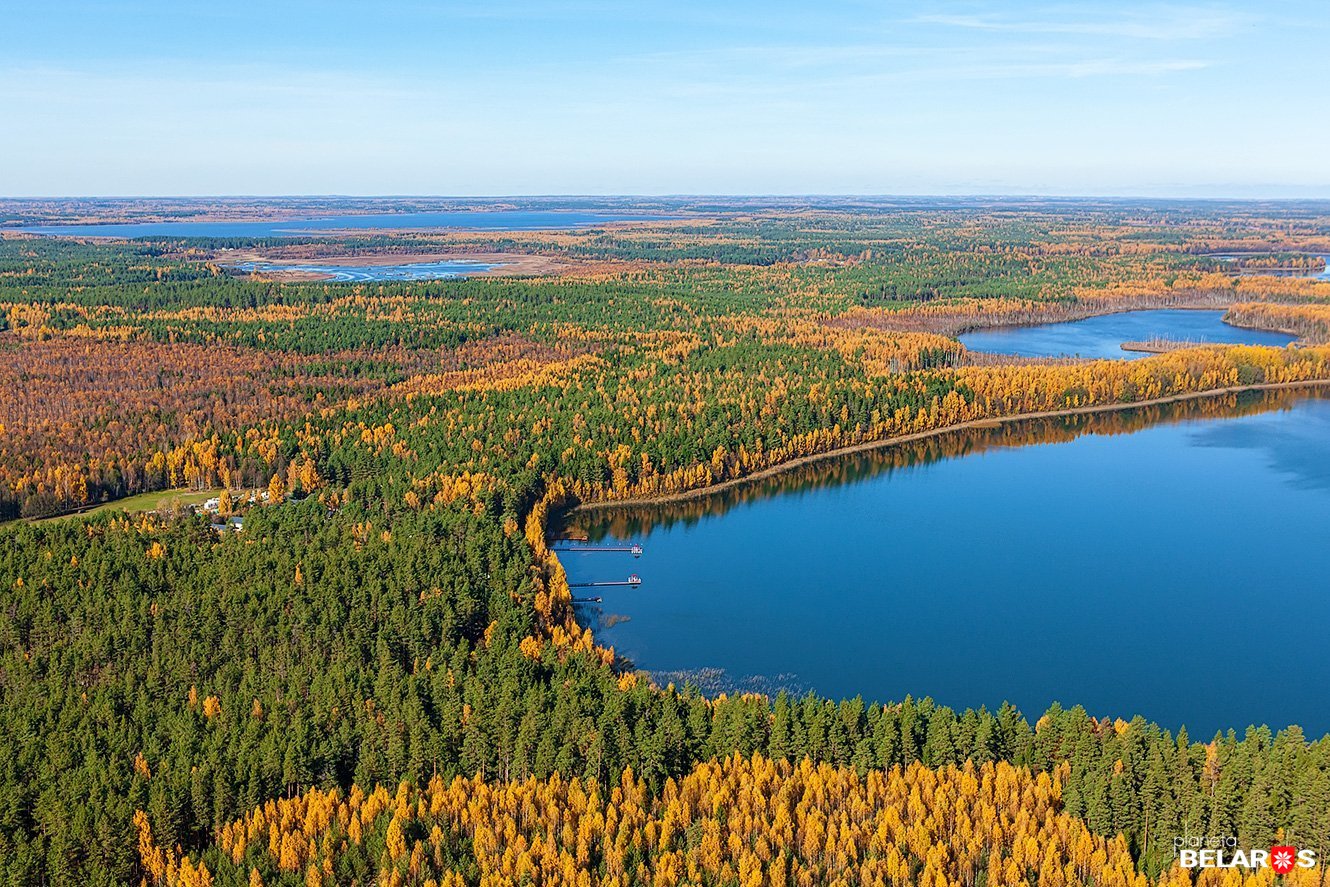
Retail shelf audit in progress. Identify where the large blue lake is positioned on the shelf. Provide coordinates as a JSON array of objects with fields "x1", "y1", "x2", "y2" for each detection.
[
  {"x1": 560, "y1": 390, "x2": 1330, "y2": 738},
  {"x1": 959, "y1": 309, "x2": 1296, "y2": 359},
  {"x1": 15, "y1": 210, "x2": 672, "y2": 238}
]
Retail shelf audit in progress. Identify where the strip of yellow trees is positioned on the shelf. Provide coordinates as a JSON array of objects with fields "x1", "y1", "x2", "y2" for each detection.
[{"x1": 136, "y1": 754, "x2": 1314, "y2": 887}]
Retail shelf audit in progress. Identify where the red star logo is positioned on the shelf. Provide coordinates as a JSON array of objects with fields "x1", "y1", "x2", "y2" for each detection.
[{"x1": 1270, "y1": 846, "x2": 1298, "y2": 874}]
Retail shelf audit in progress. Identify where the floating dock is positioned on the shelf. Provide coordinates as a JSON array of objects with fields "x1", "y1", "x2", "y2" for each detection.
[
  {"x1": 568, "y1": 574, "x2": 642, "y2": 588},
  {"x1": 552, "y1": 543, "x2": 643, "y2": 557}
]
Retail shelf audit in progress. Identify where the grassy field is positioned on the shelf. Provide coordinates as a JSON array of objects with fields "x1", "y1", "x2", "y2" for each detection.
[{"x1": 32, "y1": 487, "x2": 226, "y2": 522}]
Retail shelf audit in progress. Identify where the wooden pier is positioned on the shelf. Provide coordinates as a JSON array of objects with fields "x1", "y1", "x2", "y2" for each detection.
[
  {"x1": 552, "y1": 542, "x2": 643, "y2": 557},
  {"x1": 568, "y1": 574, "x2": 642, "y2": 588}
]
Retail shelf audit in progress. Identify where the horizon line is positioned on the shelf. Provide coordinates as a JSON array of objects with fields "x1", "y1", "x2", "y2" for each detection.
[{"x1": 6, "y1": 192, "x2": 1330, "y2": 203}]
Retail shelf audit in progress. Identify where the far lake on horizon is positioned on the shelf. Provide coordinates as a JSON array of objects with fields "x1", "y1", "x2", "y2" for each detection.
[
  {"x1": 13, "y1": 210, "x2": 675, "y2": 238},
  {"x1": 959, "y1": 309, "x2": 1296, "y2": 359},
  {"x1": 560, "y1": 390, "x2": 1330, "y2": 738}
]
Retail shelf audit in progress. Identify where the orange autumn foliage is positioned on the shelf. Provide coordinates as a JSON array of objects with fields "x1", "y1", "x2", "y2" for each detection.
[{"x1": 137, "y1": 753, "x2": 1314, "y2": 887}]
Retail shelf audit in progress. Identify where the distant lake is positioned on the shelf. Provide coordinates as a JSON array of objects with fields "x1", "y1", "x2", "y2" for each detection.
[
  {"x1": 959, "y1": 309, "x2": 1297, "y2": 360},
  {"x1": 560, "y1": 389, "x2": 1330, "y2": 737},
  {"x1": 233, "y1": 259, "x2": 502, "y2": 281},
  {"x1": 14, "y1": 210, "x2": 674, "y2": 238}
]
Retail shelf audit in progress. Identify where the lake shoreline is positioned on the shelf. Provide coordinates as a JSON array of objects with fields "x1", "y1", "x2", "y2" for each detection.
[
  {"x1": 954, "y1": 303, "x2": 1303, "y2": 351},
  {"x1": 570, "y1": 378, "x2": 1330, "y2": 514},
  {"x1": 227, "y1": 251, "x2": 573, "y2": 280},
  {"x1": 947, "y1": 299, "x2": 1237, "y2": 340}
]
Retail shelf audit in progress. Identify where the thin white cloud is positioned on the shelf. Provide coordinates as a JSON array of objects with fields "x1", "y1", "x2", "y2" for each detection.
[
  {"x1": 1023, "y1": 57, "x2": 1211, "y2": 77},
  {"x1": 916, "y1": 5, "x2": 1248, "y2": 41},
  {"x1": 631, "y1": 43, "x2": 933, "y2": 69},
  {"x1": 0, "y1": 64, "x2": 437, "y2": 108},
  {"x1": 625, "y1": 43, "x2": 1211, "y2": 78},
  {"x1": 649, "y1": 55, "x2": 1210, "y2": 104}
]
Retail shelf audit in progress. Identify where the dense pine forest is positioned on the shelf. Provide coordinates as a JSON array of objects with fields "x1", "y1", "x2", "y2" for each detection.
[{"x1": 3, "y1": 202, "x2": 1330, "y2": 885}]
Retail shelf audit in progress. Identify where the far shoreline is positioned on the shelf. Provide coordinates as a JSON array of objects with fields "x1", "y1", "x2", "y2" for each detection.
[{"x1": 570, "y1": 378, "x2": 1330, "y2": 514}]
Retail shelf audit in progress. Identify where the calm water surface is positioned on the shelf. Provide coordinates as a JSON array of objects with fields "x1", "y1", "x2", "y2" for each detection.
[
  {"x1": 562, "y1": 391, "x2": 1330, "y2": 737},
  {"x1": 959, "y1": 309, "x2": 1296, "y2": 359},
  {"x1": 233, "y1": 259, "x2": 502, "y2": 281},
  {"x1": 16, "y1": 210, "x2": 672, "y2": 238}
]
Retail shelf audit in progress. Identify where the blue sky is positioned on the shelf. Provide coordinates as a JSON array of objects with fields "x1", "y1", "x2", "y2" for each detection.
[{"x1": 4, "y1": 1, "x2": 1328, "y2": 196}]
